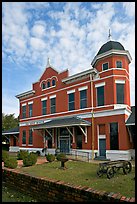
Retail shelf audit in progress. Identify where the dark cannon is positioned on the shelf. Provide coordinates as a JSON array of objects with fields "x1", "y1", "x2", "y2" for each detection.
[
  {"x1": 60, "y1": 158, "x2": 68, "y2": 169},
  {"x1": 97, "y1": 160, "x2": 132, "y2": 179}
]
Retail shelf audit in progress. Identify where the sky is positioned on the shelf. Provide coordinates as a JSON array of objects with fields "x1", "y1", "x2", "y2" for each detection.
[{"x1": 2, "y1": 2, "x2": 135, "y2": 117}]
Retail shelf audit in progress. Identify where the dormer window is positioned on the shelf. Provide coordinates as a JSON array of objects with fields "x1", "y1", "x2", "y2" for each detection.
[
  {"x1": 102, "y1": 62, "x2": 109, "y2": 71},
  {"x1": 116, "y1": 61, "x2": 122, "y2": 68},
  {"x1": 47, "y1": 81, "x2": 50, "y2": 88},
  {"x1": 52, "y1": 79, "x2": 56, "y2": 86}
]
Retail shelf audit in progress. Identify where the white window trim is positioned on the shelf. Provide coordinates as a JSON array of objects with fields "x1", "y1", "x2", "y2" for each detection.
[
  {"x1": 115, "y1": 80, "x2": 125, "y2": 84},
  {"x1": 50, "y1": 94, "x2": 56, "y2": 99},
  {"x1": 67, "y1": 89, "x2": 75, "y2": 94},
  {"x1": 41, "y1": 97, "x2": 48, "y2": 101},
  {"x1": 78, "y1": 86, "x2": 88, "y2": 91},
  {"x1": 102, "y1": 62, "x2": 109, "y2": 71},
  {"x1": 99, "y1": 134, "x2": 106, "y2": 139},
  {"x1": 28, "y1": 101, "x2": 33, "y2": 105},
  {"x1": 95, "y1": 82, "x2": 105, "y2": 88},
  {"x1": 116, "y1": 60, "x2": 122, "y2": 68},
  {"x1": 22, "y1": 103, "x2": 26, "y2": 106}
]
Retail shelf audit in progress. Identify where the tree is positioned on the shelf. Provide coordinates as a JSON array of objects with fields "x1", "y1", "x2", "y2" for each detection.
[{"x1": 2, "y1": 113, "x2": 19, "y2": 131}]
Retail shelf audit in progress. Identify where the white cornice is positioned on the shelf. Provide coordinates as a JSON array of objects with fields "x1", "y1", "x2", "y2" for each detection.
[
  {"x1": 91, "y1": 49, "x2": 132, "y2": 67},
  {"x1": 16, "y1": 90, "x2": 35, "y2": 99}
]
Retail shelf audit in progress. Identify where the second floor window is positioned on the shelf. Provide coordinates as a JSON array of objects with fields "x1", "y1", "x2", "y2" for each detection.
[
  {"x1": 102, "y1": 62, "x2": 109, "y2": 71},
  {"x1": 116, "y1": 61, "x2": 122, "y2": 68},
  {"x1": 29, "y1": 104, "x2": 33, "y2": 117},
  {"x1": 29, "y1": 129, "x2": 33, "y2": 145},
  {"x1": 68, "y1": 93, "x2": 75, "y2": 111},
  {"x1": 52, "y1": 79, "x2": 56, "y2": 86},
  {"x1": 80, "y1": 90, "x2": 87, "y2": 109},
  {"x1": 22, "y1": 130, "x2": 26, "y2": 144},
  {"x1": 116, "y1": 84, "x2": 124, "y2": 104},
  {"x1": 42, "y1": 100, "x2": 47, "y2": 115},
  {"x1": 22, "y1": 105, "x2": 26, "y2": 119},
  {"x1": 97, "y1": 86, "x2": 104, "y2": 106},
  {"x1": 50, "y1": 98, "x2": 56, "y2": 114},
  {"x1": 47, "y1": 81, "x2": 50, "y2": 88}
]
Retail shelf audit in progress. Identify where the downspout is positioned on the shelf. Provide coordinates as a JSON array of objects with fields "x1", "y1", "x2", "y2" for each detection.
[{"x1": 90, "y1": 73, "x2": 94, "y2": 160}]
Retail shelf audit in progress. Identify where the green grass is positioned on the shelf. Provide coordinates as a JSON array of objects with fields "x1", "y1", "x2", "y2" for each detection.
[
  {"x1": 2, "y1": 181, "x2": 37, "y2": 202},
  {"x1": 18, "y1": 160, "x2": 135, "y2": 198}
]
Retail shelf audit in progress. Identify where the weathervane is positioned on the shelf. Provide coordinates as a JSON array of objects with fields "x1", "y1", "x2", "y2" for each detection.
[{"x1": 108, "y1": 29, "x2": 112, "y2": 41}]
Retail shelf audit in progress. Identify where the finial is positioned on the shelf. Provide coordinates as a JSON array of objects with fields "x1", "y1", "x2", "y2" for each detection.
[
  {"x1": 108, "y1": 29, "x2": 112, "y2": 41},
  {"x1": 46, "y1": 57, "x2": 51, "y2": 67}
]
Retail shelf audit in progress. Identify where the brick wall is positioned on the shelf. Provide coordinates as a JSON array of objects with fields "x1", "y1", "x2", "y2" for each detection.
[{"x1": 2, "y1": 168, "x2": 135, "y2": 202}]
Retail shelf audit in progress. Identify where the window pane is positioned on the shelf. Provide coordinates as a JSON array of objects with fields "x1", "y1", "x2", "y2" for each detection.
[
  {"x1": 22, "y1": 106, "x2": 26, "y2": 119},
  {"x1": 51, "y1": 98, "x2": 56, "y2": 113},
  {"x1": 68, "y1": 93, "x2": 75, "y2": 111},
  {"x1": 22, "y1": 130, "x2": 26, "y2": 144},
  {"x1": 42, "y1": 83, "x2": 46, "y2": 89},
  {"x1": 29, "y1": 104, "x2": 33, "y2": 117},
  {"x1": 47, "y1": 81, "x2": 50, "y2": 88},
  {"x1": 42, "y1": 100, "x2": 47, "y2": 115},
  {"x1": 69, "y1": 93, "x2": 74, "y2": 102},
  {"x1": 52, "y1": 80, "x2": 56, "y2": 86},
  {"x1": 29, "y1": 129, "x2": 33, "y2": 145},
  {"x1": 69, "y1": 102, "x2": 75, "y2": 111},
  {"x1": 80, "y1": 90, "x2": 87, "y2": 109},
  {"x1": 103, "y1": 63, "x2": 108, "y2": 71},
  {"x1": 116, "y1": 84, "x2": 124, "y2": 104},
  {"x1": 110, "y1": 122, "x2": 119, "y2": 150},
  {"x1": 97, "y1": 86, "x2": 104, "y2": 106},
  {"x1": 116, "y1": 61, "x2": 122, "y2": 68}
]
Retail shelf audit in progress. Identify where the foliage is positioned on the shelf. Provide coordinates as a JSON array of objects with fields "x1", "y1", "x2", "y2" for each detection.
[
  {"x1": 2, "y1": 113, "x2": 19, "y2": 131},
  {"x1": 2, "y1": 150, "x2": 9, "y2": 162},
  {"x1": 36, "y1": 151, "x2": 41, "y2": 156},
  {"x1": 23, "y1": 152, "x2": 37, "y2": 167},
  {"x1": 4, "y1": 157, "x2": 17, "y2": 169},
  {"x1": 46, "y1": 153, "x2": 55, "y2": 162},
  {"x1": 56, "y1": 153, "x2": 67, "y2": 161},
  {"x1": 17, "y1": 150, "x2": 29, "y2": 160}
]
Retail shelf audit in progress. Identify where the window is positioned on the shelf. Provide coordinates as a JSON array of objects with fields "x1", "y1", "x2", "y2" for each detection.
[
  {"x1": 52, "y1": 79, "x2": 56, "y2": 86},
  {"x1": 22, "y1": 105, "x2": 26, "y2": 119},
  {"x1": 116, "y1": 61, "x2": 122, "y2": 68},
  {"x1": 22, "y1": 130, "x2": 26, "y2": 145},
  {"x1": 29, "y1": 104, "x2": 33, "y2": 117},
  {"x1": 50, "y1": 98, "x2": 56, "y2": 114},
  {"x1": 42, "y1": 100, "x2": 47, "y2": 115},
  {"x1": 42, "y1": 83, "x2": 46, "y2": 89},
  {"x1": 110, "y1": 122, "x2": 119, "y2": 150},
  {"x1": 47, "y1": 81, "x2": 50, "y2": 88},
  {"x1": 116, "y1": 84, "x2": 124, "y2": 104},
  {"x1": 80, "y1": 90, "x2": 87, "y2": 109},
  {"x1": 97, "y1": 86, "x2": 104, "y2": 106},
  {"x1": 102, "y1": 62, "x2": 109, "y2": 71},
  {"x1": 68, "y1": 93, "x2": 75, "y2": 111},
  {"x1": 29, "y1": 129, "x2": 33, "y2": 145}
]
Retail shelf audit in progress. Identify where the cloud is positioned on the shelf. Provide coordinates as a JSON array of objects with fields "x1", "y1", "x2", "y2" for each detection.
[{"x1": 123, "y1": 2, "x2": 135, "y2": 17}]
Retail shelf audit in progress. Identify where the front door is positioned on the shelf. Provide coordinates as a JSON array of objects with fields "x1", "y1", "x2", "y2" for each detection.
[
  {"x1": 60, "y1": 137, "x2": 70, "y2": 153},
  {"x1": 99, "y1": 139, "x2": 106, "y2": 157}
]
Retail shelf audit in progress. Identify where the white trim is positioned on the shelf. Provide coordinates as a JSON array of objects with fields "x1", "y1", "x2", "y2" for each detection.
[
  {"x1": 126, "y1": 123, "x2": 135, "y2": 126},
  {"x1": 22, "y1": 144, "x2": 26, "y2": 146},
  {"x1": 28, "y1": 101, "x2": 33, "y2": 105},
  {"x1": 41, "y1": 97, "x2": 48, "y2": 101},
  {"x1": 99, "y1": 134, "x2": 106, "y2": 139},
  {"x1": 94, "y1": 74, "x2": 129, "y2": 82},
  {"x1": 114, "y1": 104, "x2": 127, "y2": 109},
  {"x1": 67, "y1": 89, "x2": 75, "y2": 94},
  {"x1": 78, "y1": 86, "x2": 88, "y2": 91},
  {"x1": 94, "y1": 108, "x2": 131, "y2": 118},
  {"x1": 2, "y1": 132, "x2": 19, "y2": 135},
  {"x1": 115, "y1": 79, "x2": 125, "y2": 84},
  {"x1": 99, "y1": 68, "x2": 129, "y2": 76},
  {"x1": 16, "y1": 90, "x2": 35, "y2": 99},
  {"x1": 22, "y1": 103, "x2": 26, "y2": 106},
  {"x1": 49, "y1": 94, "x2": 56, "y2": 99},
  {"x1": 102, "y1": 62, "x2": 109, "y2": 71},
  {"x1": 95, "y1": 82, "x2": 105, "y2": 88}
]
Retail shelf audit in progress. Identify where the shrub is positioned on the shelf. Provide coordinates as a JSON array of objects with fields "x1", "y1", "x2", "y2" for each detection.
[
  {"x1": 17, "y1": 150, "x2": 29, "y2": 160},
  {"x1": 56, "y1": 153, "x2": 67, "y2": 161},
  {"x1": 46, "y1": 153, "x2": 55, "y2": 162},
  {"x1": 2, "y1": 150, "x2": 9, "y2": 162},
  {"x1": 4, "y1": 157, "x2": 17, "y2": 169},
  {"x1": 23, "y1": 152, "x2": 37, "y2": 167}
]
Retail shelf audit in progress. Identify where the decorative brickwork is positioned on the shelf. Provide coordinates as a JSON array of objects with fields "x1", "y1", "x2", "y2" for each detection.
[{"x1": 2, "y1": 167, "x2": 135, "y2": 202}]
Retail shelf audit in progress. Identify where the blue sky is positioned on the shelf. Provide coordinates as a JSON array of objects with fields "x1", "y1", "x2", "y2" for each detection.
[{"x1": 2, "y1": 2, "x2": 135, "y2": 117}]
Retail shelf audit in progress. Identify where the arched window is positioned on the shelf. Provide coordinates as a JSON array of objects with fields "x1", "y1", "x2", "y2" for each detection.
[
  {"x1": 47, "y1": 81, "x2": 50, "y2": 88},
  {"x1": 52, "y1": 79, "x2": 56, "y2": 86},
  {"x1": 42, "y1": 83, "x2": 46, "y2": 89}
]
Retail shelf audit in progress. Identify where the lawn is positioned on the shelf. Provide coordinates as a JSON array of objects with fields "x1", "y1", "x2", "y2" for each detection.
[{"x1": 18, "y1": 160, "x2": 135, "y2": 198}]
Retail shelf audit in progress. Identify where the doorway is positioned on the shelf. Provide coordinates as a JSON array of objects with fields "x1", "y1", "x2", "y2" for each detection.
[{"x1": 99, "y1": 138, "x2": 106, "y2": 157}]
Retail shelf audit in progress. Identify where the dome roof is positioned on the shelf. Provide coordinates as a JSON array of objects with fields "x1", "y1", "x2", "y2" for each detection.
[{"x1": 97, "y1": 40, "x2": 125, "y2": 55}]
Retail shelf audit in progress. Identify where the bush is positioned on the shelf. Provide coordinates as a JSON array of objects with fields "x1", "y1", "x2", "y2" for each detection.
[
  {"x1": 4, "y1": 157, "x2": 17, "y2": 169},
  {"x1": 56, "y1": 153, "x2": 67, "y2": 161},
  {"x1": 46, "y1": 153, "x2": 55, "y2": 162},
  {"x1": 23, "y1": 152, "x2": 37, "y2": 167},
  {"x1": 17, "y1": 150, "x2": 29, "y2": 160},
  {"x1": 2, "y1": 150, "x2": 9, "y2": 162}
]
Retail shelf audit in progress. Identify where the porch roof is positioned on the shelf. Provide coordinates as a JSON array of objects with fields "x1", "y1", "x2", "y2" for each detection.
[
  {"x1": 126, "y1": 106, "x2": 135, "y2": 126},
  {"x1": 31, "y1": 116, "x2": 91, "y2": 130},
  {"x1": 2, "y1": 126, "x2": 19, "y2": 135}
]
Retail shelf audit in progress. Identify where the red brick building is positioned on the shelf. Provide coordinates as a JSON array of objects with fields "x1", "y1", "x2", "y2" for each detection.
[{"x1": 9, "y1": 40, "x2": 134, "y2": 160}]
